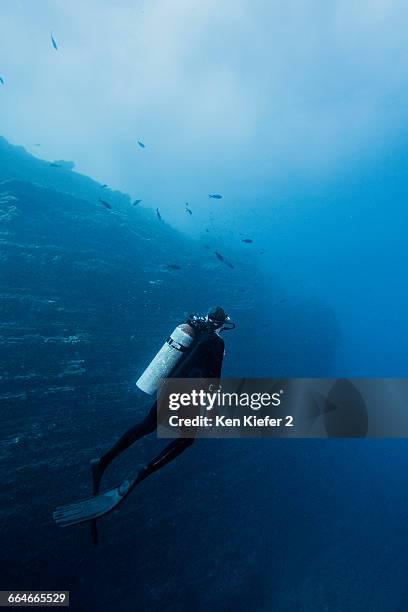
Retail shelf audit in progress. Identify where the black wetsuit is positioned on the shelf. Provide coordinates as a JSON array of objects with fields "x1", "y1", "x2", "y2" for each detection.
[{"x1": 99, "y1": 330, "x2": 224, "y2": 478}]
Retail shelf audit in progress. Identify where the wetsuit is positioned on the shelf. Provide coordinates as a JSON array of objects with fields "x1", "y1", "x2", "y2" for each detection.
[{"x1": 98, "y1": 330, "x2": 224, "y2": 477}]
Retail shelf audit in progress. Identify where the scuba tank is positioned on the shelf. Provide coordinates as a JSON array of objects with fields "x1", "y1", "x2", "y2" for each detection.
[
  {"x1": 136, "y1": 311, "x2": 236, "y2": 395},
  {"x1": 136, "y1": 323, "x2": 195, "y2": 395}
]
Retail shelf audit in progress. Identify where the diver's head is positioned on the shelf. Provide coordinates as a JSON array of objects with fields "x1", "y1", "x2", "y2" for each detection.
[
  {"x1": 188, "y1": 307, "x2": 235, "y2": 332},
  {"x1": 206, "y1": 306, "x2": 227, "y2": 330}
]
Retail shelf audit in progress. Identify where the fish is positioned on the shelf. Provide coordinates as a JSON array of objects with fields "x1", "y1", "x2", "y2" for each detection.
[
  {"x1": 101, "y1": 184, "x2": 108, "y2": 189},
  {"x1": 185, "y1": 203, "x2": 193, "y2": 215},
  {"x1": 209, "y1": 194, "x2": 223, "y2": 199},
  {"x1": 241, "y1": 239, "x2": 253, "y2": 244},
  {"x1": 98, "y1": 198, "x2": 112, "y2": 210},
  {"x1": 0, "y1": 77, "x2": 4, "y2": 85},
  {"x1": 215, "y1": 251, "x2": 234, "y2": 269},
  {"x1": 51, "y1": 33, "x2": 58, "y2": 50},
  {"x1": 49, "y1": 162, "x2": 61, "y2": 168},
  {"x1": 132, "y1": 199, "x2": 142, "y2": 206},
  {"x1": 137, "y1": 140, "x2": 146, "y2": 148},
  {"x1": 34, "y1": 143, "x2": 41, "y2": 147},
  {"x1": 156, "y1": 208, "x2": 162, "y2": 221},
  {"x1": 167, "y1": 264, "x2": 181, "y2": 270}
]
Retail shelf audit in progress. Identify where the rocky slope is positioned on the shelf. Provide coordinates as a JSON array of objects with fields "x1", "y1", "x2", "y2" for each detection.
[{"x1": 0, "y1": 136, "x2": 340, "y2": 610}]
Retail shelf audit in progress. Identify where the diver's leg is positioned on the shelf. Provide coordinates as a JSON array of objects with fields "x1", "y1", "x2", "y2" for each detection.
[
  {"x1": 136, "y1": 438, "x2": 195, "y2": 484},
  {"x1": 91, "y1": 401, "x2": 158, "y2": 492}
]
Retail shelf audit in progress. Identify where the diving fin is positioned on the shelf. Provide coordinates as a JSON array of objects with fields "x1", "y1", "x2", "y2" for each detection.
[{"x1": 53, "y1": 473, "x2": 140, "y2": 528}]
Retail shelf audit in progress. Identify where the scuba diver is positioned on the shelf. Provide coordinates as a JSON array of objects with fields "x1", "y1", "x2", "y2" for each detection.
[{"x1": 53, "y1": 306, "x2": 235, "y2": 529}]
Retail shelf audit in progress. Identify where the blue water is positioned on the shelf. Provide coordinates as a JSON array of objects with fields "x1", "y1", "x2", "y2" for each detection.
[
  {"x1": 256, "y1": 142, "x2": 408, "y2": 377},
  {"x1": 1, "y1": 135, "x2": 408, "y2": 612}
]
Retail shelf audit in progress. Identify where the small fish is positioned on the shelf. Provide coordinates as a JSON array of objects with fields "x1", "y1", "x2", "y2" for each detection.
[
  {"x1": 241, "y1": 239, "x2": 253, "y2": 244},
  {"x1": 156, "y1": 208, "x2": 162, "y2": 221},
  {"x1": 49, "y1": 162, "x2": 61, "y2": 168},
  {"x1": 133, "y1": 199, "x2": 142, "y2": 206},
  {"x1": 185, "y1": 203, "x2": 193, "y2": 215},
  {"x1": 215, "y1": 250, "x2": 234, "y2": 269},
  {"x1": 101, "y1": 184, "x2": 108, "y2": 188},
  {"x1": 0, "y1": 77, "x2": 4, "y2": 85},
  {"x1": 209, "y1": 194, "x2": 223, "y2": 199},
  {"x1": 205, "y1": 228, "x2": 210, "y2": 233},
  {"x1": 167, "y1": 264, "x2": 181, "y2": 270},
  {"x1": 137, "y1": 140, "x2": 146, "y2": 148},
  {"x1": 51, "y1": 33, "x2": 58, "y2": 50},
  {"x1": 98, "y1": 198, "x2": 112, "y2": 210},
  {"x1": 34, "y1": 143, "x2": 41, "y2": 147},
  {"x1": 259, "y1": 249, "x2": 266, "y2": 255}
]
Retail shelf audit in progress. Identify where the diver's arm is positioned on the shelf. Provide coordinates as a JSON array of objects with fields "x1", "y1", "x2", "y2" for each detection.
[{"x1": 207, "y1": 338, "x2": 224, "y2": 378}]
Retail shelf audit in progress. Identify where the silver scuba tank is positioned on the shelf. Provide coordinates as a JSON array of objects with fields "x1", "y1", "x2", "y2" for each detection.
[{"x1": 136, "y1": 323, "x2": 195, "y2": 395}]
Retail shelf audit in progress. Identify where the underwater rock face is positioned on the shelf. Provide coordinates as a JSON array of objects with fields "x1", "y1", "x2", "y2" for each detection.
[
  {"x1": 0, "y1": 139, "x2": 276, "y2": 606},
  {"x1": 0, "y1": 137, "x2": 343, "y2": 610}
]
